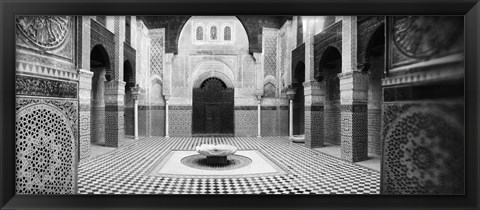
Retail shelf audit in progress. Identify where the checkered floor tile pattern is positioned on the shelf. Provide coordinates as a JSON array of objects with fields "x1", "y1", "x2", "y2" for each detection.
[{"x1": 78, "y1": 137, "x2": 380, "y2": 194}]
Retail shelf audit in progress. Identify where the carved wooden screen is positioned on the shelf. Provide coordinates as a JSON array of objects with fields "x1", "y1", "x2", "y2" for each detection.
[{"x1": 192, "y1": 78, "x2": 234, "y2": 136}]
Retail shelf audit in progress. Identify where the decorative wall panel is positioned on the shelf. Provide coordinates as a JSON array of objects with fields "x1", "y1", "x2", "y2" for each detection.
[
  {"x1": 150, "y1": 34, "x2": 164, "y2": 77},
  {"x1": 382, "y1": 103, "x2": 464, "y2": 194},
  {"x1": 234, "y1": 109, "x2": 257, "y2": 137},
  {"x1": 16, "y1": 98, "x2": 78, "y2": 194},
  {"x1": 16, "y1": 75, "x2": 77, "y2": 98},
  {"x1": 79, "y1": 106, "x2": 91, "y2": 160},
  {"x1": 263, "y1": 30, "x2": 278, "y2": 77},
  {"x1": 324, "y1": 102, "x2": 341, "y2": 145},
  {"x1": 261, "y1": 109, "x2": 277, "y2": 137},
  {"x1": 278, "y1": 108, "x2": 289, "y2": 136},
  {"x1": 340, "y1": 105, "x2": 368, "y2": 162},
  {"x1": 138, "y1": 106, "x2": 148, "y2": 136},
  {"x1": 304, "y1": 106, "x2": 324, "y2": 148},
  {"x1": 388, "y1": 16, "x2": 463, "y2": 70},
  {"x1": 16, "y1": 16, "x2": 74, "y2": 62},
  {"x1": 150, "y1": 108, "x2": 166, "y2": 136},
  {"x1": 90, "y1": 106, "x2": 105, "y2": 144},
  {"x1": 368, "y1": 109, "x2": 382, "y2": 155},
  {"x1": 124, "y1": 108, "x2": 134, "y2": 135},
  {"x1": 169, "y1": 107, "x2": 192, "y2": 137}
]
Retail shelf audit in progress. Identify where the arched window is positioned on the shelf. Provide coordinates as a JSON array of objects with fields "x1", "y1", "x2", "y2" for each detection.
[
  {"x1": 210, "y1": 26, "x2": 217, "y2": 40},
  {"x1": 196, "y1": 26, "x2": 203, "y2": 41},
  {"x1": 224, "y1": 26, "x2": 231, "y2": 41}
]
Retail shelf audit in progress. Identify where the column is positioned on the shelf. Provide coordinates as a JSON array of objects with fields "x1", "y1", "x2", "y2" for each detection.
[
  {"x1": 78, "y1": 69, "x2": 93, "y2": 160},
  {"x1": 303, "y1": 17, "x2": 325, "y2": 148},
  {"x1": 78, "y1": 17, "x2": 93, "y2": 160},
  {"x1": 133, "y1": 98, "x2": 139, "y2": 140},
  {"x1": 339, "y1": 71, "x2": 369, "y2": 162},
  {"x1": 131, "y1": 85, "x2": 140, "y2": 140},
  {"x1": 104, "y1": 80, "x2": 126, "y2": 147},
  {"x1": 289, "y1": 99, "x2": 293, "y2": 137},
  {"x1": 339, "y1": 16, "x2": 369, "y2": 162},
  {"x1": 165, "y1": 95, "x2": 170, "y2": 138},
  {"x1": 257, "y1": 99, "x2": 261, "y2": 137},
  {"x1": 304, "y1": 81, "x2": 325, "y2": 148}
]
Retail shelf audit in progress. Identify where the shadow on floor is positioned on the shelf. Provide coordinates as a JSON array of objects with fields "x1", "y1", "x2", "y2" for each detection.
[
  {"x1": 82, "y1": 135, "x2": 140, "y2": 162},
  {"x1": 303, "y1": 142, "x2": 381, "y2": 172}
]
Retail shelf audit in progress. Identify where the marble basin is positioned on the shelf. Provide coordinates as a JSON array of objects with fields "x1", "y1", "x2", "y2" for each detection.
[
  {"x1": 195, "y1": 144, "x2": 238, "y2": 165},
  {"x1": 290, "y1": 134, "x2": 305, "y2": 143}
]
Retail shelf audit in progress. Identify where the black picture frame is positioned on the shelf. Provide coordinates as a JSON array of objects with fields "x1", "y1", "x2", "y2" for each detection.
[{"x1": 1, "y1": 0, "x2": 479, "y2": 209}]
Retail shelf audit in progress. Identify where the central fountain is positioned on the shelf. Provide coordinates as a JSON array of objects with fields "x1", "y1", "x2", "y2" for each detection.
[{"x1": 195, "y1": 144, "x2": 238, "y2": 165}]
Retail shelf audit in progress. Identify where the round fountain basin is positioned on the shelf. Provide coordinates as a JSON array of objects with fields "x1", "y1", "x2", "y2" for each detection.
[
  {"x1": 196, "y1": 144, "x2": 238, "y2": 165},
  {"x1": 196, "y1": 144, "x2": 238, "y2": 157},
  {"x1": 290, "y1": 134, "x2": 305, "y2": 143}
]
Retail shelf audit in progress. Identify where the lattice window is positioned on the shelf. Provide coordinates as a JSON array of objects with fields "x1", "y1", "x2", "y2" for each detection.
[
  {"x1": 196, "y1": 26, "x2": 204, "y2": 41},
  {"x1": 210, "y1": 26, "x2": 217, "y2": 40},
  {"x1": 150, "y1": 37, "x2": 163, "y2": 76},
  {"x1": 224, "y1": 26, "x2": 231, "y2": 41},
  {"x1": 264, "y1": 35, "x2": 277, "y2": 77}
]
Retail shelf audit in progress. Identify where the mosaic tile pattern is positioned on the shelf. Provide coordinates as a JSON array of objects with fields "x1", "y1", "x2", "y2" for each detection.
[
  {"x1": 341, "y1": 105, "x2": 368, "y2": 162},
  {"x1": 324, "y1": 102, "x2": 341, "y2": 145},
  {"x1": 304, "y1": 108, "x2": 324, "y2": 148},
  {"x1": 169, "y1": 109, "x2": 192, "y2": 137},
  {"x1": 124, "y1": 108, "x2": 134, "y2": 136},
  {"x1": 367, "y1": 109, "x2": 382, "y2": 155},
  {"x1": 150, "y1": 109, "x2": 165, "y2": 136},
  {"x1": 90, "y1": 107, "x2": 105, "y2": 143},
  {"x1": 278, "y1": 109, "x2": 289, "y2": 136},
  {"x1": 16, "y1": 103, "x2": 76, "y2": 194},
  {"x1": 234, "y1": 110, "x2": 257, "y2": 137},
  {"x1": 79, "y1": 107, "x2": 91, "y2": 160},
  {"x1": 261, "y1": 110, "x2": 276, "y2": 136},
  {"x1": 382, "y1": 103, "x2": 464, "y2": 194},
  {"x1": 263, "y1": 31, "x2": 277, "y2": 77},
  {"x1": 78, "y1": 137, "x2": 380, "y2": 194},
  {"x1": 105, "y1": 108, "x2": 124, "y2": 147},
  {"x1": 138, "y1": 108, "x2": 147, "y2": 136}
]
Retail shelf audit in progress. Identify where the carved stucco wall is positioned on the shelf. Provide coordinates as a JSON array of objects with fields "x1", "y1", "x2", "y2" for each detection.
[
  {"x1": 173, "y1": 16, "x2": 257, "y2": 107},
  {"x1": 381, "y1": 16, "x2": 464, "y2": 194},
  {"x1": 15, "y1": 16, "x2": 78, "y2": 194}
]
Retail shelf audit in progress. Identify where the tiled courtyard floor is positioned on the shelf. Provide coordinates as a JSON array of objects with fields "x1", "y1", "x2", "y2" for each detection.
[{"x1": 78, "y1": 137, "x2": 380, "y2": 194}]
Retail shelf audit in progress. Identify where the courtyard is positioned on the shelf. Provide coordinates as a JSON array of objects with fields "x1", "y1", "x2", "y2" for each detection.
[{"x1": 78, "y1": 137, "x2": 380, "y2": 194}]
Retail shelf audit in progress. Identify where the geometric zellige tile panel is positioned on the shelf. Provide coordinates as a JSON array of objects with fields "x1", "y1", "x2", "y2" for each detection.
[{"x1": 16, "y1": 104, "x2": 75, "y2": 194}]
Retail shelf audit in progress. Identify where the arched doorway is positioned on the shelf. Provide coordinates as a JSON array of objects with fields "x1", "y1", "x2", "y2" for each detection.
[
  {"x1": 320, "y1": 47, "x2": 342, "y2": 146},
  {"x1": 363, "y1": 25, "x2": 385, "y2": 156},
  {"x1": 293, "y1": 62, "x2": 305, "y2": 135},
  {"x1": 124, "y1": 60, "x2": 135, "y2": 136},
  {"x1": 90, "y1": 45, "x2": 111, "y2": 146},
  {"x1": 192, "y1": 77, "x2": 234, "y2": 136}
]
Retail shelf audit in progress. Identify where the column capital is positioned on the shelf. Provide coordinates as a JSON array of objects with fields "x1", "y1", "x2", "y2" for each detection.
[
  {"x1": 78, "y1": 69, "x2": 94, "y2": 79},
  {"x1": 303, "y1": 80, "x2": 325, "y2": 96},
  {"x1": 105, "y1": 80, "x2": 126, "y2": 93},
  {"x1": 338, "y1": 71, "x2": 369, "y2": 105},
  {"x1": 78, "y1": 69, "x2": 94, "y2": 90},
  {"x1": 104, "y1": 80, "x2": 126, "y2": 105},
  {"x1": 163, "y1": 94, "x2": 170, "y2": 101},
  {"x1": 338, "y1": 71, "x2": 368, "y2": 81}
]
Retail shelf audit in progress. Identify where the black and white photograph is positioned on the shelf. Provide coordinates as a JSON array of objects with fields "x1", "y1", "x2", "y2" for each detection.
[{"x1": 12, "y1": 15, "x2": 465, "y2": 196}]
